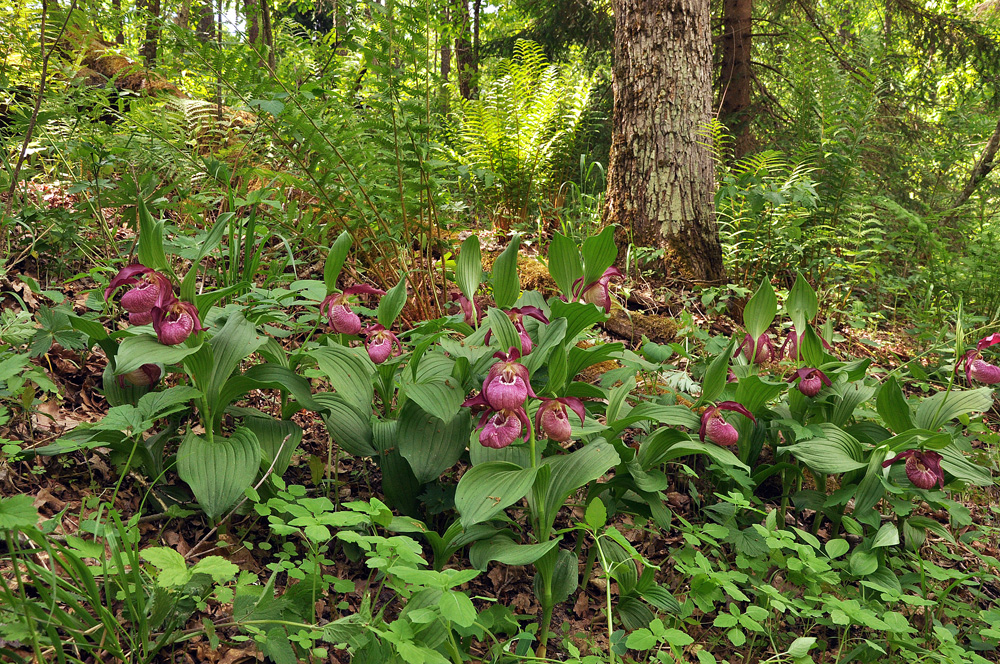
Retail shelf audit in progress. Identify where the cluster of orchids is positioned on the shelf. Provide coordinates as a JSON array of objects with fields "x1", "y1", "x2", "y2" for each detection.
[
  {"x1": 959, "y1": 333, "x2": 1000, "y2": 384},
  {"x1": 739, "y1": 326, "x2": 833, "y2": 365},
  {"x1": 462, "y1": 347, "x2": 585, "y2": 449},
  {"x1": 737, "y1": 328, "x2": 835, "y2": 400},
  {"x1": 106, "y1": 264, "x2": 205, "y2": 346},
  {"x1": 320, "y1": 285, "x2": 405, "y2": 364}
]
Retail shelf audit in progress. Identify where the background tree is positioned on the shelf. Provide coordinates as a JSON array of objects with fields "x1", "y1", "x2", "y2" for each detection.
[{"x1": 603, "y1": 0, "x2": 726, "y2": 283}]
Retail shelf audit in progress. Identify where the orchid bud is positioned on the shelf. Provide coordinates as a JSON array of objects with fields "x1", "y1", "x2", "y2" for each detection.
[
  {"x1": 741, "y1": 333, "x2": 775, "y2": 364},
  {"x1": 117, "y1": 363, "x2": 162, "y2": 388},
  {"x1": 883, "y1": 450, "x2": 945, "y2": 490},
  {"x1": 573, "y1": 268, "x2": 622, "y2": 313},
  {"x1": 483, "y1": 307, "x2": 549, "y2": 354}
]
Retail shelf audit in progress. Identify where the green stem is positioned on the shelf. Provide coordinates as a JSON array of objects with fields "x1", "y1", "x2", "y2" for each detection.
[
  {"x1": 812, "y1": 471, "x2": 827, "y2": 536},
  {"x1": 593, "y1": 535, "x2": 617, "y2": 664},
  {"x1": 537, "y1": 598, "x2": 554, "y2": 660}
]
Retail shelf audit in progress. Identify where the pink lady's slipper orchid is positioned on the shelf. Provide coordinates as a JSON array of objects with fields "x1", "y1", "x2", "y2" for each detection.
[
  {"x1": 363, "y1": 324, "x2": 402, "y2": 364},
  {"x1": 882, "y1": 449, "x2": 945, "y2": 490},
  {"x1": 478, "y1": 407, "x2": 532, "y2": 449},
  {"x1": 959, "y1": 333, "x2": 1000, "y2": 384},
  {"x1": 699, "y1": 401, "x2": 756, "y2": 447},
  {"x1": 116, "y1": 363, "x2": 162, "y2": 388},
  {"x1": 151, "y1": 295, "x2": 205, "y2": 346},
  {"x1": 450, "y1": 292, "x2": 483, "y2": 327},
  {"x1": 790, "y1": 367, "x2": 832, "y2": 398},
  {"x1": 321, "y1": 285, "x2": 385, "y2": 335},
  {"x1": 779, "y1": 327, "x2": 834, "y2": 361},
  {"x1": 482, "y1": 347, "x2": 536, "y2": 411},
  {"x1": 105, "y1": 264, "x2": 172, "y2": 320},
  {"x1": 739, "y1": 333, "x2": 776, "y2": 364},
  {"x1": 484, "y1": 306, "x2": 550, "y2": 354},
  {"x1": 571, "y1": 267, "x2": 623, "y2": 313},
  {"x1": 535, "y1": 396, "x2": 586, "y2": 442}
]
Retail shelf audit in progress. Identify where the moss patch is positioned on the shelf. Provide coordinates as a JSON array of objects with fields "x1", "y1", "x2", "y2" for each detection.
[{"x1": 602, "y1": 308, "x2": 678, "y2": 345}]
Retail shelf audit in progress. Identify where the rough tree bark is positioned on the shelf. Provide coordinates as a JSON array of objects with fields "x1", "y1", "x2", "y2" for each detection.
[
  {"x1": 603, "y1": 0, "x2": 726, "y2": 283},
  {"x1": 196, "y1": 0, "x2": 215, "y2": 43},
  {"x1": 453, "y1": 0, "x2": 476, "y2": 98},
  {"x1": 719, "y1": 0, "x2": 753, "y2": 158},
  {"x1": 140, "y1": 0, "x2": 161, "y2": 68}
]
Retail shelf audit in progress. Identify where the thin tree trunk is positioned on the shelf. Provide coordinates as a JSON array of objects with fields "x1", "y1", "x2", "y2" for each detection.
[
  {"x1": 954, "y1": 116, "x2": 1000, "y2": 209},
  {"x1": 113, "y1": 0, "x2": 124, "y2": 44},
  {"x1": 453, "y1": 0, "x2": 474, "y2": 99},
  {"x1": 141, "y1": 0, "x2": 161, "y2": 68},
  {"x1": 719, "y1": 0, "x2": 753, "y2": 158},
  {"x1": 603, "y1": 0, "x2": 725, "y2": 283},
  {"x1": 196, "y1": 0, "x2": 215, "y2": 43},
  {"x1": 440, "y1": 10, "x2": 451, "y2": 83},
  {"x1": 260, "y1": 0, "x2": 275, "y2": 69},
  {"x1": 246, "y1": 0, "x2": 260, "y2": 45},
  {"x1": 473, "y1": 0, "x2": 481, "y2": 64}
]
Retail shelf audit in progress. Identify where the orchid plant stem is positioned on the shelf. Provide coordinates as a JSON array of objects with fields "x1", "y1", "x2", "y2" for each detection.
[
  {"x1": 811, "y1": 472, "x2": 827, "y2": 535},
  {"x1": 593, "y1": 534, "x2": 618, "y2": 664},
  {"x1": 526, "y1": 421, "x2": 556, "y2": 659}
]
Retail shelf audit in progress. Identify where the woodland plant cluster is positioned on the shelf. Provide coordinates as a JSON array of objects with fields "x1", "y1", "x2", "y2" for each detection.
[
  {"x1": 0, "y1": 219, "x2": 999, "y2": 663},
  {"x1": 2, "y1": 0, "x2": 1000, "y2": 662}
]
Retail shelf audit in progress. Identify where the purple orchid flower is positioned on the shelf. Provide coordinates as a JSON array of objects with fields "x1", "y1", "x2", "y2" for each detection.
[
  {"x1": 882, "y1": 449, "x2": 945, "y2": 490},
  {"x1": 484, "y1": 306, "x2": 550, "y2": 354},
  {"x1": 699, "y1": 401, "x2": 756, "y2": 446},
  {"x1": 363, "y1": 324, "x2": 402, "y2": 364},
  {"x1": 320, "y1": 285, "x2": 386, "y2": 335},
  {"x1": 739, "y1": 333, "x2": 776, "y2": 364},
  {"x1": 479, "y1": 406, "x2": 532, "y2": 449},
  {"x1": 779, "y1": 327, "x2": 835, "y2": 361},
  {"x1": 958, "y1": 333, "x2": 1000, "y2": 384},
  {"x1": 482, "y1": 347, "x2": 536, "y2": 411},
  {"x1": 450, "y1": 292, "x2": 483, "y2": 327},
  {"x1": 105, "y1": 264, "x2": 173, "y2": 319},
  {"x1": 571, "y1": 267, "x2": 622, "y2": 313},
  {"x1": 151, "y1": 294, "x2": 206, "y2": 346},
  {"x1": 116, "y1": 363, "x2": 162, "y2": 388},
  {"x1": 790, "y1": 367, "x2": 832, "y2": 398},
  {"x1": 534, "y1": 396, "x2": 586, "y2": 442}
]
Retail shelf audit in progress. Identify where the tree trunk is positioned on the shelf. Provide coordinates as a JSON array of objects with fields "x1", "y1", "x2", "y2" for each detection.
[
  {"x1": 113, "y1": 0, "x2": 124, "y2": 44},
  {"x1": 260, "y1": 0, "x2": 275, "y2": 69},
  {"x1": 141, "y1": 0, "x2": 161, "y2": 68},
  {"x1": 196, "y1": 0, "x2": 215, "y2": 43},
  {"x1": 719, "y1": 0, "x2": 753, "y2": 158},
  {"x1": 953, "y1": 116, "x2": 1000, "y2": 209},
  {"x1": 603, "y1": 0, "x2": 725, "y2": 283},
  {"x1": 246, "y1": 0, "x2": 260, "y2": 45},
  {"x1": 453, "y1": 0, "x2": 475, "y2": 99},
  {"x1": 440, "y1": 11, "x2": 451, "y2": 83}
]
